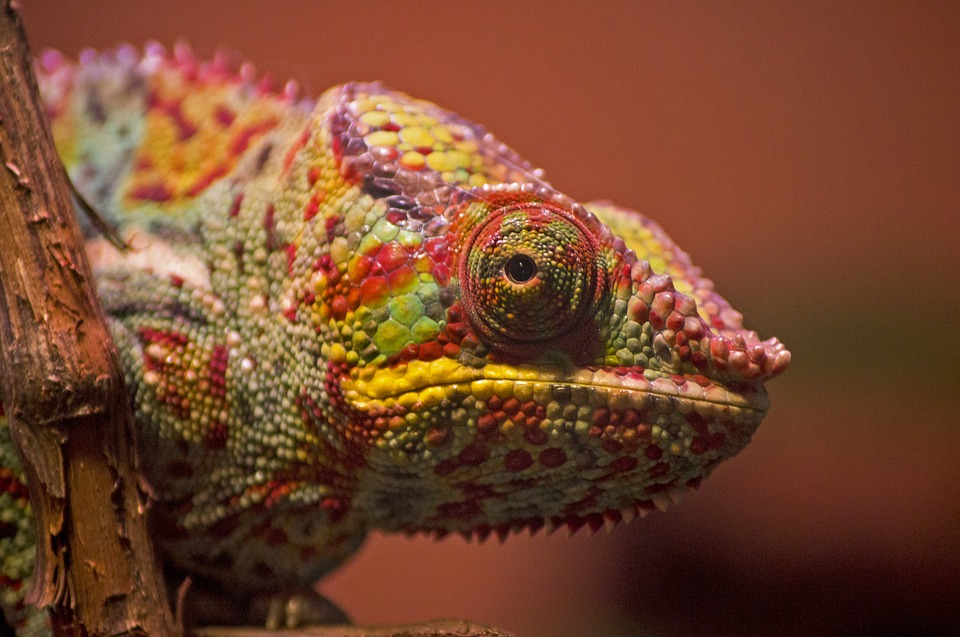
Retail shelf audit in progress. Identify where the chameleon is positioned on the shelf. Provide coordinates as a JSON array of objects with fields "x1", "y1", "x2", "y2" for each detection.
[{"x1": 1, "y1": 43, "x2": 790, "y2": 634}]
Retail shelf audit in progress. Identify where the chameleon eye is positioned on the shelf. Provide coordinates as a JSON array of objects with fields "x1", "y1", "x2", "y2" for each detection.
[
  {"x1": 460, "y1": 203, "x2": 602, "y2": 348},
  {"x1": 504, "y1": 254, "x2": 537, "y2": 284}
]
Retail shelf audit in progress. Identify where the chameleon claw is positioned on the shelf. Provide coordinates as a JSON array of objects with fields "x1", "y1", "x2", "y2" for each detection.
[{"x1": 254, "y1": 590, "x2": 351, "y2": 630}]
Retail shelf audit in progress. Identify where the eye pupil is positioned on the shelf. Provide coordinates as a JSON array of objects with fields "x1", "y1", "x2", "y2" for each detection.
[{"x1": 505, "y1": 254, "x2": 537, "y2": 283}]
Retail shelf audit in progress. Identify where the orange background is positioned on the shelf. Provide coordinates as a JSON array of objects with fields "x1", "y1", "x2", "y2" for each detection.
[{"x1": 20, "y1": 2, "x2": 960, "y2": 636}]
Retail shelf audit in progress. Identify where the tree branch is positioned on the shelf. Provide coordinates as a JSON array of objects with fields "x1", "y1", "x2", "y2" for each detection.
[
  {"x1": 195, "y1": 621, "x2": 514, "y2": 637},
  {"x1": 0, "y1": 3, "x2": 175, "y2": 636}
]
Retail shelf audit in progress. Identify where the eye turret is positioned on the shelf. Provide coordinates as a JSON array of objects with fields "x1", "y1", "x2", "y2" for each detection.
[{"x1": 459, "y1": 202, "x2": 603, "y2": 350}]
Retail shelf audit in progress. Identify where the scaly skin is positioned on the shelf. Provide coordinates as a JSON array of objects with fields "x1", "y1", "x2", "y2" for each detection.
[{"x1": 1, "y1": 44, "x2": 789, "y2": 632}]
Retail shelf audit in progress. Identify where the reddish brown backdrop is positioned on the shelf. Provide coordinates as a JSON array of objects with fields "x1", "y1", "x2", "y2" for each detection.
[{"x1": 20, "y1": 2, "x2": 960, "y2": 636}]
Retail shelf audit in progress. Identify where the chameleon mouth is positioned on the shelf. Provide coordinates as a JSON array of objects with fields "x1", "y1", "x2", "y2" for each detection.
[
  {"x1": 342, "y1": 357, "x2": 770, "y2": 417},
  {"x1": 349, "y1": 359, "x2": 769, "y2": 541}
]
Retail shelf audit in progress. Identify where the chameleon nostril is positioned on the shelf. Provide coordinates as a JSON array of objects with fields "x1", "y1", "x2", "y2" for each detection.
[{"x1": 653, "y1": 334, "x2": 677, "y2": 369}]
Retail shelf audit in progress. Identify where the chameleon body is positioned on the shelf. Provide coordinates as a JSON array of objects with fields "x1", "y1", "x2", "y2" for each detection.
[{"x1": 1, "y1": 45, "x2": 789, "y2": 632}]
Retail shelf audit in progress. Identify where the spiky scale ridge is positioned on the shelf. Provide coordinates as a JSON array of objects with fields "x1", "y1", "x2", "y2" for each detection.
[{"x1": 0, "y1": 45, "x2": 788, "y2": 633}]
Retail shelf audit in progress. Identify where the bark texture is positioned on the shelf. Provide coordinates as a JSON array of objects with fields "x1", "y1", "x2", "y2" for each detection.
[
  {"x1": 0, "y1": 3, "x2": 175, "y2": 636},
  {"x1": 195, "y1": 621, "x2": 515, "y2": 637}
]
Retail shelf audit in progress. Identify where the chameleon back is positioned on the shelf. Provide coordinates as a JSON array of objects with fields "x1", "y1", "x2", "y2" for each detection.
[{"x1": 2, "y1": 44, "x2": 788, "y2": 632}]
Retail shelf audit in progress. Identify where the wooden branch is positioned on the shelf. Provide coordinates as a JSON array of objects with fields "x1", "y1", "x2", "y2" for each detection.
[
  {"x1": 0, "y1": 3, "x2": 175, "y2": 636},
  {"x1": 195, "y1": 621, "x2": 515, "y2": 637}
]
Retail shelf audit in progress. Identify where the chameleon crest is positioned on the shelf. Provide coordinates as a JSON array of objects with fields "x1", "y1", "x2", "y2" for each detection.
[{"x1": 1, "y1": 44, "x2": 789, "y2": 631}]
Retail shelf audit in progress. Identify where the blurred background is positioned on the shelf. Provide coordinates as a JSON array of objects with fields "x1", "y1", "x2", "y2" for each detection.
[{"x1": 20, "y1": 2, "x2": 959, "y2": 636}]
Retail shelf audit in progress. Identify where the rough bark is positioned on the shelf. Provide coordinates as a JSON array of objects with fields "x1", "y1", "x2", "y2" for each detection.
[
  {"x1": 0, "y1": 3, "x2": 175, "y2": 636},
  {"x1": 194, "y1": 622, "x2": 515, "y2": 637}
]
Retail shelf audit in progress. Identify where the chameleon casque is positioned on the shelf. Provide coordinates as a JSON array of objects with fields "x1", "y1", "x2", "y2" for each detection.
[{"x1": 1, "y1": 44, "x2": 790, "y2": 633}]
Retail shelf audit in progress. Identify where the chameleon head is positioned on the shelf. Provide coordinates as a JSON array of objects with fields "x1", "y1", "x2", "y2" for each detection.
[
  {"x1": 302, "y1": 83, "x2": 790, "y2": 537},
  {"x1": 338, "y1": 190, "x2": 788, "y2": 537}
]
